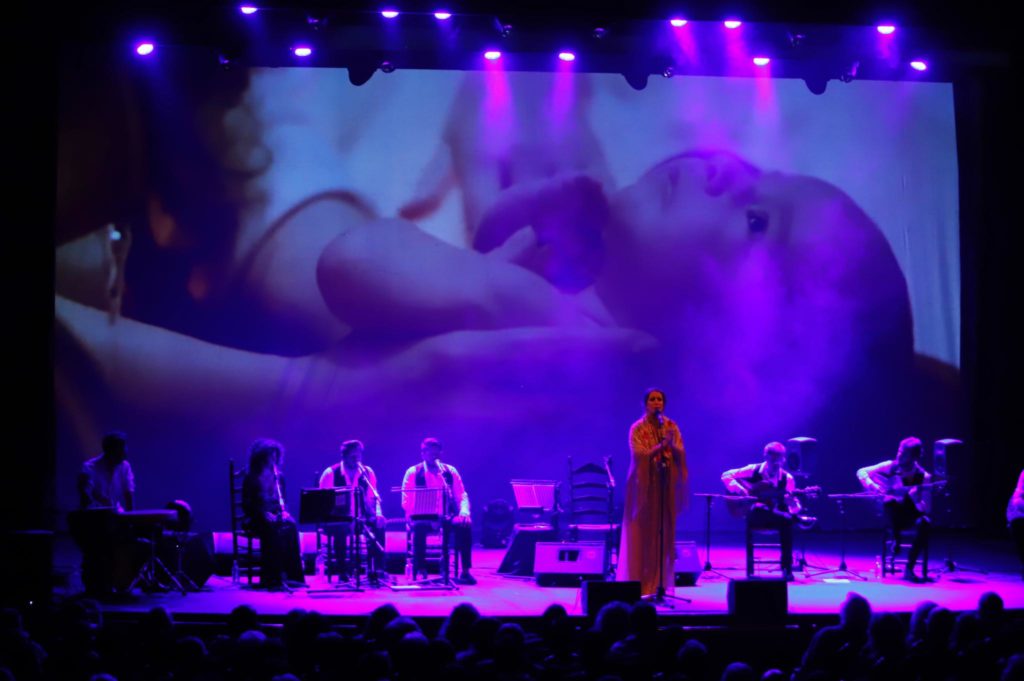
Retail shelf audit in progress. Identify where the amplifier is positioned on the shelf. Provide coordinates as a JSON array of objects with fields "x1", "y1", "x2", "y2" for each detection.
[{"x1": 535, "y1": 541, "x2": 606, "y2": 587}]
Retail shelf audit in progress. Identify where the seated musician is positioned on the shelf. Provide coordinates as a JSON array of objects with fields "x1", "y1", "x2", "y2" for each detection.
[
  {"x1": 856, "y1": 436, "x2": 934, "y2": 582},
  {"x1": 242, "y1": 439, "x2": 306, "y2": 590},
  {"x1": 79, "y1": 431, "x2": 135, "y2": 512},
  {"x1": 721, "y1": 442, "x2": 800, "y2": 581},
  {"x1": 318, "y1": 439, "x2": 387, "y2": 583},
  {"x1": 401, "y1": 438, "x2": 476, "y2": 585},
  {"x1": 73, "y1": 431, "x2": 137, "y2": 595},
  {"x1": 1007, "y1": 469, "x2": 1024, "y2": 581}
]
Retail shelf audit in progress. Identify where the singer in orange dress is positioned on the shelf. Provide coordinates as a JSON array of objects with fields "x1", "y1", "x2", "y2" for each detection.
[{"x1": 616, "y1": 388, "x2": 688, "y2": 595}]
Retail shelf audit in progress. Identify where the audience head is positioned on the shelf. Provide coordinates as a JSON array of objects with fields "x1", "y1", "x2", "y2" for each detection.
[
  {"x1": 594, "y1": 601, "x2": 632, "y2": 643},
  {"x1": 908, "y1": 600, "x2": 938, "y2": 644},
  {"x1": 722, "y1": 661, "x2": 756, "y2": 681},
  {"x1": 840, "y1": 592, "x2": 872, "y2": 632}
]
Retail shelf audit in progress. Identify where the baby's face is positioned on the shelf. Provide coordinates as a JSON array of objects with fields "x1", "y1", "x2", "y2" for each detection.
[{"x1": 600, "y1": 150, "x2": 911, "y2": 431}]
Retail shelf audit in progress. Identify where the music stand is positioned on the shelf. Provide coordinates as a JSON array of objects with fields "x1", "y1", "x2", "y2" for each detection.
[
  {"x1": 807, "y1": 493, "x2": 870, "y2": 581},
  {"x1": 511, "y1": 479, "x2": 559, "y2": 525},
  {"x1": 693, "y1": 493, "x2": 741, "y2": 579},
  {"x1": 390, "y1": 486, "x2": 459, "y2": 591},
  {"x1": 299, "y1": 487, "x2": 364, "y2": 593}
]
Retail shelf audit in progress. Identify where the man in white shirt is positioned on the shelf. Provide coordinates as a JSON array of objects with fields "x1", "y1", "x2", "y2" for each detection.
[
  {"x1": 318, "y1": 440, "x2": 387, "y2": 582},
  {"x1": 401, "y1": 437, "x2": 475, "y2": 584},
  {"x1": 722, "y1": 442, "x2": 799, "y2": 580},
  {"x1": 78, "y1": 431, "x2": 135, "y2": 512},
  {"x1": 857, "y1": 437, "x2": 933, "y2": 582}
]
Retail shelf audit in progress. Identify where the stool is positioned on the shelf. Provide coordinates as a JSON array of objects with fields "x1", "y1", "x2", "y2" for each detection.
[{"x1": 747, "y1": 525, "x2": 784, "y2": 578}]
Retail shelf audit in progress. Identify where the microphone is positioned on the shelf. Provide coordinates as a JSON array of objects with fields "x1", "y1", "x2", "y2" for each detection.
[{"x1": 656, "y1": 409, "x2": 665, "y2": 427}]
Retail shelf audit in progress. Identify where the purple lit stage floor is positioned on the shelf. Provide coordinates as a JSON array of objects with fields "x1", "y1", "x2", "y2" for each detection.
[{"x1": 84, "y1": 533, "x2": 1024, "y2": 620}]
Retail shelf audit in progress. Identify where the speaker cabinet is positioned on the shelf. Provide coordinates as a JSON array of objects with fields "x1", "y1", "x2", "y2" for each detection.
[
  {"x1": 727, "y1": 578, "x2": 788, "y2": 624},
  {"x1": 497, "y1": 525, "x2": 559, "y2": 576},
  {"x1": 582, "y1": 580, "x2": 641, "y2": 617},
  {"x1": 535, "y1": 541, "x2": 606, "y2": 586},
  {"x1": 674, "y1": 540, "x2": 702, "y2": 586}
]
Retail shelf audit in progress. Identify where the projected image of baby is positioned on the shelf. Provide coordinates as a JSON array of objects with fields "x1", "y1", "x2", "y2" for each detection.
[{"x1": 54, "y1": 65, "x2": 944, "y2": 495}]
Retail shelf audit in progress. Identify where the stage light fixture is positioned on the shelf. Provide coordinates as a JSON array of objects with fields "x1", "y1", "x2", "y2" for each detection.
[
  {"x1": 877, "y1": 25, "x2": 896, "y2": 35},
  {"x1": 484, "y1": 50, "x2": 502, "y2": 60},
  {"x1": 593, "y1": 27, "x2": 607, "y2": 39},
  {"x1": 910, "y1": 60, "x2": 928, "y2": 71},
  {"x1": 292, "y1": 46, "x2": 312, "y2": 58},
  {"x1": 787, "y1": 32, "x2": 806, "y2": 48},
  {"x1": 434, "y1": 10, "x2": 452, "y2": 20},
  {"x1": 380, "y1": 60, "x2": 396, "y2": 73},
  {"x1": 381, "y1": 9, "x2": 399, "y2": 19},
  {"x1": 239, "y1": 5, "x2": 258, "y2": 15},
  {"x1": 135, "y1": 42, "x2": 155, "y2": 56},
  {"x1": 669, "y1": 18, "x2": 687, "y2": 27},
  {"x1": 558, "y1": 51, "x2": 576, "y2": 62},
  {"x1": 724, "y1": 20, "x2": 742, "y2": 29},
  {"x1": 753, "y1": 56, "x2": 770, "y2": 66},
  {"x1": 494, "y1": 20, "x2": 513, "y2": 38},
  {"x1": 307, "y1": 15, "x2": 326, "y2": 29}
]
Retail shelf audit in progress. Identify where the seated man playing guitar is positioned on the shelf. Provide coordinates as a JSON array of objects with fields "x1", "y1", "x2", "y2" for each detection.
[
  {"x1": 857, "y1": 436, "x2": 942, "y2": 582},
  {"x1": 722, "y1": 442, "x2": 818, "y2": 581}
]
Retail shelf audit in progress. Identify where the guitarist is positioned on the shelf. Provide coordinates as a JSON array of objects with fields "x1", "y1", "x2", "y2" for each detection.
[
  {"x1": 856, "y1": 437, "x2": 935, "y2": 582},
  {"x1": 722, "y1": 442, "x2": 800, "y2": 581}
]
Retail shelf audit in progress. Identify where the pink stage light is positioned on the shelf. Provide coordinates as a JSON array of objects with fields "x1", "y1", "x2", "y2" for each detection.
[
  {"x1": 876, "y1": 25, "x2": 896, "y2": 35},
  {"x1": 910, "y1": 60, "x2": 928, "y2": 71},
  {"x1": 484, "y1": 50, "x2": 502, "y2": 61},
  {"x1": 723, "y1": 20, "x2": 742, "y2": 29},
  {"x1": 293, "y1": 46, "x2": 312, "y2": 57},
  {"x1": 753, "y1": 56, "x2": 771, "y2": 66},
  {"x1": 434, "y1": 10, "x2": 452, "y2": 20},
  {"x1": 558, "y1": 51, "x2": 576, "y2": 62},
  {"x1": 380, "y1": 10, "x2": 399, "y2": 19},
  {"x1": 669, "y1": 18, "x2": 687, "y2": 27},
  {"x1": 135, "y1": 42, "x2": 155, "y2": 56},
  {"x1": 239, "y1": 5, "x2": 258, "y2": 15}
]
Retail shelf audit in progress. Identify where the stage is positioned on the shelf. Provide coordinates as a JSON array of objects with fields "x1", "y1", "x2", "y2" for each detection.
[{"x1": 61, "y1": 531, "x2": 1024, "y2": 623}]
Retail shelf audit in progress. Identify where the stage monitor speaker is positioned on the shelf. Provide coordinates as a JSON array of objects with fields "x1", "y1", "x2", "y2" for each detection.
[
  {"x1": 535, "y1": 541, "x2": 605, "y2": 586},
  {"x1": 727, "y1": 578, "x2": 788, "y2": 624},
  {"x1": 582, "y1": 580, "x2": 641, "y2": 617},
  {"x1": 674, "y1": 540, "x2": 701, "y2": 586},
  {"x1": 932, "y1": 439, "x2": 962, "y2": 480},
  {"x1": 497, "y1": 525, "x2": 559, "y2": 576},
  {"x1": 786, "y1": 437, "x2": 817, "y2": 480},
  {"x1": 157, "y1": 532, "x2": 215, "y2": 589}
]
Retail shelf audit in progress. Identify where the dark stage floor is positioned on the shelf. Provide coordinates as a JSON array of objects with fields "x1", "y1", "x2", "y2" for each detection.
[{"x1": 53, "y1": 530, "x2": 1024, "y2": 622}]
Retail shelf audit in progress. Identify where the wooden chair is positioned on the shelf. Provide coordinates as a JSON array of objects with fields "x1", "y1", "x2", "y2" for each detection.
[{"x1": 229, "y1": 460, "x2": 260, "y2": 585}]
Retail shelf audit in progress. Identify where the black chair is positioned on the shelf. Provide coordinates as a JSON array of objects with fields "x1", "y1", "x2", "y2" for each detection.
[
  {"x1": 566, "y1": 456, "x2": 618, "y2": 575},
  {"x1": 881, "y1": 524, "x2": 929, "y2": 578},
  {"x1": 229, "y1": 460, "x2": 260, "y2": 585}
]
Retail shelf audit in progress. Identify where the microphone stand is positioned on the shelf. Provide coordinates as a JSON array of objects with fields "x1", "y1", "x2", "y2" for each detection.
[
  {"x1": 359, "y1": 466, "x2": 387, "y2": 586},
  {"x1": 643, "y1": 419, "x2": 690, "y2": 608}
]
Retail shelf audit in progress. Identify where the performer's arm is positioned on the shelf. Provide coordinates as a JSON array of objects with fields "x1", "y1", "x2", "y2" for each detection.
[
  {"x1": 366, "y1": 466, "x2": 384, "y2": 517},
  {"x1": 856, "y1": 461, "x2": 889, "y2": 493},
  {"x1": 401, "y1": 467, "x2": 414, "y2": 515},
  {"x1": 318, "y1": 467, "x2": 334, "y2": 489},
  {"x1": 450, "y1": 467, "x2": 471, "y2": 517},
  {"x1": 785, "y1": 472, "x2": 801, "y2": 514},
  {"x1": 123, "y1": 462, "x2": 135, "y2": 512},
  {"x1": 721, "y1": 464, "x2": 757, "y2": 495},
  {"x1": 78, "y1": 467, "x2": 94, "y2": 509}
]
